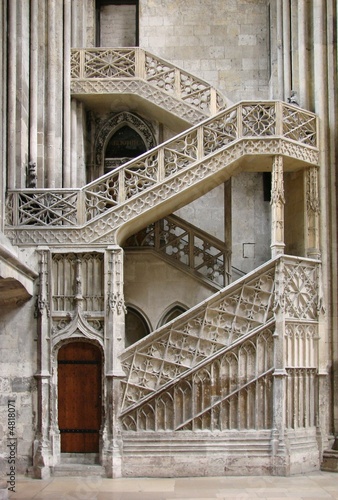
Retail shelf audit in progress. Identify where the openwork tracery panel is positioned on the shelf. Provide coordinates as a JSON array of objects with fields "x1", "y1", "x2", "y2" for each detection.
[
  {"x1": 125, "y1": 214, "x2": 230, "y2": 287},
  {"x1": 120, "y1": 260, "x2": 276, "y2": 413},
  {"x1": 71, "y1": 48, "x2": 226, "y2": 116},
  {"x1": 120, "y1": 257, "x2": 320, "y2": 434},
  {"x1": 121, "y1": 327, "x2": 274, "y2": 432},
  {"x1": 83, "y1": 49, "x2": 136, "y2": 78}
]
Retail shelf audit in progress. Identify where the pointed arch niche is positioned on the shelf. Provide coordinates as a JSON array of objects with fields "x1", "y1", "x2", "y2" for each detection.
[
  {"x1": 125, "y1": 305, "x2": 152, "y2": 347},
  {"x1": 93, "y1": 112, "x2": 156, "y2": 179}
]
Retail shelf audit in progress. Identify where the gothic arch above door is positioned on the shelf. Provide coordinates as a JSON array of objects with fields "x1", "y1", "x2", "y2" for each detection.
[{"x1": 94, "y1": 112, "x2": 156, "y2": 177}]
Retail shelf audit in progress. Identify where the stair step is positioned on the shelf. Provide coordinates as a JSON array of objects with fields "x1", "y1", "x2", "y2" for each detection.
[
  {"x1": 53, "y1": 463, "x2": 105, "y2": 477},
  {"x1": 61, "y1": 452, "x2": 99, "y2": 464},
  {"x1": 321, "y1": 450, "x2": 338, "y2": 472}
]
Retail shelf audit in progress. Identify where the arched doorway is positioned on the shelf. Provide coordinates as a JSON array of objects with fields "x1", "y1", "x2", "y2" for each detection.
[{"x1": 57, "y1": 342, "x2": 102, "y2": 453}]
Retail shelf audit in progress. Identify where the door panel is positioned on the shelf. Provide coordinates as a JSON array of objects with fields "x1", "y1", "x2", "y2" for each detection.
[{"x1": 58, "y1": 342, "x2": 102, "y2": 453}]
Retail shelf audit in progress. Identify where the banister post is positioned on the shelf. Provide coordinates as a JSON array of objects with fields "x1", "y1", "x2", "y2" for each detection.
[
  {"x1": 118, "y1": 169, "x2": 125, "y2": 203},
  {"x1": 237, "y1": 104, "x2": 243, "y2": 139},
  {"x1": 135, "y1": 48, "x2": 145, "y2": 79},
  {"x1": 271, "y1": 257, "x2": 289, "y2": 475},
  {"x1": 210, "y1": 88, "x2": 217, "y2": 115},
  {"x1": 76, "y1": 190, "x2": 85, "y2": 225},
  {"x1": 157, "y1": 149, "x2": 165, "y2": 181},
  {"x1": 276, "y1": 101, "x2": 283, "y2": 137}
]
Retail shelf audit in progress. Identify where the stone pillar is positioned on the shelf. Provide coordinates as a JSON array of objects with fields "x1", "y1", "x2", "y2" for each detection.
[
  {"x1": 0, "y1": 0, "x2": 6, "y2": 232},
  {"x1": 46, "y1": 0, "x2": 56, "y2": 188},
  {"x1": 276, "y1": 0, "x2": 284, "y2": 100},
  {"x1": 298, "y1": 0, "x2": 310, "y2": 108},
  {"x1": 33, "y1": 248, "x2": 52, "y2": 479},
  {"x1": 271, "y1": 257, "x2": 289, "y2": 475},
  {"x1": 29, "y1": 0, "x2": 38, "y2": 168},
  {"x1": 7, "y1": 0, "x2": 17, "y2": 189},
  {"x1": 270, "y1": 156, "x2": 285, "y2": 258},
  {"x1": 305, "y1": 167, "x2": 321, "y2": 260},
  {"x1": 313, "y1": 0, "x2": 332, "y2": 446},
  {"x1": 282, "y1": 0, "x2": 291, "y2": 101},
  {"x1": 63, "y1": 0, "x2": 71, "y2": 187},
  {"x1": 103, "y1": 246, "x2": 126, "y2": 478}
]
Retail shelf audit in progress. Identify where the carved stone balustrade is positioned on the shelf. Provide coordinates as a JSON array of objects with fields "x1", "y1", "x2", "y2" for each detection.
[
  {"x1": 119, "y1": 255, "x2": 321, "y2": 474},
  {"x1": 70, "y1": 48, "x2": 228, "y2": 123},
  {"x1": 5, "y1": 101, "x2": 319, "y2": 247},
  {"x1": 125, "y1": 214, "x2": 231, "y2": 288}
]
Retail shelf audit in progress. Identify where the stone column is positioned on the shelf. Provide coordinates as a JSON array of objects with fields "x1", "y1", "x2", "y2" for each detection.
[
  {"x1": 63, "y1": 0, "x2": 71, "y2": 187},
  {"x1": 270, "y1": 156, "x2": 285, "y2": 258},
  {"x1": 47, "y1": 0, "x2": 56, "y2": 188},
  {"x1": 103, "y1": 246, "x2": 126, "y2": 478},
  {"x1": 29, "y1": 0, "x2": 38, "y2": 183},
  {"x1": 0, "y1": 0, "x2": 6, "y2": 232},
  {"x1": 276, "y1": 0, "x2": 284, "y2": 99},
  {"x1": 305, "y1": 167, "x2": 321, "y2": 260},
  {"x1": 7, "y1": 0, "x2": 17, "y2": 189},
  {"x1": 313, "y1": 0, "x2": 331, "y2": 448},
  {"x1": 271, "y1": 257, "x2": 289, "y2": 475},
  {"x1": 33, "y1": 248, "x2": 52, "y2": 479},
  {"x1": 282, "y1": 0, "x2": 291, "y2": 100},
  {"x1": 298, "y1": 0, "x2": 309, "y2": 108}
]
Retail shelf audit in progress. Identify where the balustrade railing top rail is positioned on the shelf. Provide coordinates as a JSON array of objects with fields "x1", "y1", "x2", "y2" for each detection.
[
  {"x1": 6, "y1": 101, "x2": 318, "y2": 228},
  {"x1": 71, "y1": 47, "x2": 227, "y2": 115}
]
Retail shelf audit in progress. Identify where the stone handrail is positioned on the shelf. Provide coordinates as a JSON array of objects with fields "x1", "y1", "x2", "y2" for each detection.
[
  {"x1": 119, "y1": 256, "x2": 320, "y2": 432},
  {"x1": 6, "y1": 101, "x2": 318, "y2": 233},
  {"x1": 125, "y1": 214, "x2": 231, "y2": 288},
  {"x1": 71, "y1": 47, "x2": 227, "y2": 116}
]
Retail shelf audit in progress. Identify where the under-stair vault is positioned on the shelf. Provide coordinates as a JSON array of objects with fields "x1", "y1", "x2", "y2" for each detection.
[{"x1": 4, "y1": 47, "x2": 324, "y2": 479}]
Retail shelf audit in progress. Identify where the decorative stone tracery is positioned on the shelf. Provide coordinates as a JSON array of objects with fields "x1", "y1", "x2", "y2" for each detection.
[{"x1": 94, "y1": 112, "x2": 156, "y2": 177}]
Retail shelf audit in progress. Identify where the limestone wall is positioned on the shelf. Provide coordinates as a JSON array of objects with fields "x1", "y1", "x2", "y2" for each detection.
[
  {"x1": 124, "y1": 251, "x2": 213, "y2": 331},
  {"x1": 0, "y1": 300, "x2": 37, "y2": 475},
  {"x1": 139, "y1": 0, "x2": 270, "y2": 103}
]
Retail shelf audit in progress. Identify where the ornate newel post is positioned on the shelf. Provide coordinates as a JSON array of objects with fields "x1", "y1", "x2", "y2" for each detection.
[
  {"x1": 33, "y1": 248, "x2": 52, "y2": 479},
  {"x1": 305, "y1": 167, "x2": 321, "y2": 260},
  {"x1": 103, "y1": 246, "x2": 127, "y2": 478},
  {"x1": 270, "y1": 156, "x2": 285, "y2": 258},
  {"x1": 271, "y1": 257, "x2": 289, "y2": 475}
]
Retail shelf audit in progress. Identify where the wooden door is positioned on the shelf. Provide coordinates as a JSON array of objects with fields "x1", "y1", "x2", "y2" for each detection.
[{"x1": 58, "y1": 342, "x2": 102, "y2": 453}]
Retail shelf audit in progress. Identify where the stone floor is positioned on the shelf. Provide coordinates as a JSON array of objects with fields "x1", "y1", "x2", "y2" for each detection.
[{"x1": 5, "y1": 472, "x2": 338, "y2": 499}]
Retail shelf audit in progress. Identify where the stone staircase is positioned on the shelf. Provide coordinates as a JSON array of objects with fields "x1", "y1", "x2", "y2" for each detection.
[
  {"x1": 5, "y1": 101, "x2": 318, "y2": 248},
  {"x1": 118, "y1": 255, "x2": 321, "y2": 476},
  {"x1": 70, "y1": 47, "x2": 229, "y2": 125},
  {"x1": 119, "y1": 255, "x2": 320, "y2": 428}
]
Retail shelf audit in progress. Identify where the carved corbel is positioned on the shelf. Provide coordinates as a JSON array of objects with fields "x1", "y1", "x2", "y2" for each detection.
[{"x1": 108, "y1": 292, "x2": 127, "y2": 315}]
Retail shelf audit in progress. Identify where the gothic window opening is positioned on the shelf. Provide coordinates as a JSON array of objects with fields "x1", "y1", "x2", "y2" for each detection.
[
  {"x1": 158, "y1": 305, "x2": 187, "y2": 328},
  {"x1": 96, "y1": 0, "x2": 139, "y2": 47},
  {"x1": 105, "y1": 125, "x2": 147, "y2": 172}
]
